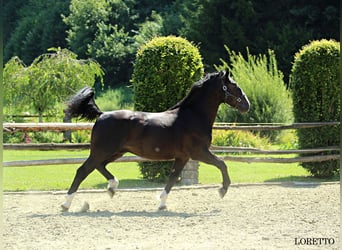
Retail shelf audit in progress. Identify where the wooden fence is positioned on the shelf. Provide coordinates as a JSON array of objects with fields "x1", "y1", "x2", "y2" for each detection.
[{"x1": 3, "y1": 122, "x2": 340, "y2": 167}]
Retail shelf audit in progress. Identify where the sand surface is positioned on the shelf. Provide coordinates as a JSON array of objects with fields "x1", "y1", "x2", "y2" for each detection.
[{"x1": 3, "y1": 183, "x2": 340, "y2": 249}]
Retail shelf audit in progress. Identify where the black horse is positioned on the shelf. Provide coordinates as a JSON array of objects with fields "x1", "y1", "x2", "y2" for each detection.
[{"x1": 61, "y1": 70, "x2": 250, "y2": 211}]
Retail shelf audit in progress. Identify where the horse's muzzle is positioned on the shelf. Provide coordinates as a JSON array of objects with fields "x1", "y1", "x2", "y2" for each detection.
[{"x1": 238, "y1": 97, "x2": 250, "y2": 113}]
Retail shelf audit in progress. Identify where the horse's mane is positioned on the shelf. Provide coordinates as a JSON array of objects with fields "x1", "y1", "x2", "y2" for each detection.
[{"x1": 168, "y1": 72, "x2": 219, "y2": 110}]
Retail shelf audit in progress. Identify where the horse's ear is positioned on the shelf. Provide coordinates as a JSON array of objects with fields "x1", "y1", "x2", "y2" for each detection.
[
  {"x1": 223, "y1": 69, "x2": 230, "y2": 81},
  {"x1": 219, "y1": 70, "x2": 228, "y2": 79},
  {"x1": 225, "y1": 69, "x2": 234, "y2": 82}
]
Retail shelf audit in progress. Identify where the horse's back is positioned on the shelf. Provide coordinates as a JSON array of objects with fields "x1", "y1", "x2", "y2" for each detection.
[{"x1": 90, "y1": 109, "x2": 189, "y2": 159}]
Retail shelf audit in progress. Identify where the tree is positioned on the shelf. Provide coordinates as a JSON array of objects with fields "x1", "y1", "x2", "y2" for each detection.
[
  {"x1": 5, "y1": 0, "x2": 339, "y2": 88},
  {"x1": 87, "y1": 22, "x2": 136, "y2": 87},
  {"x1": 4, "y1": 0, "x2": 70, "y2": 64},
  {"x1": 179, "y1": 0, "x2": 339, "y2": 83},
  {"x1": 63, "y1": 0, "x2": 139, "y2": 87},
  {"x1": 3, "y1": 57, "x2": 30, "y2": 117},
  {"x1": 3, "y1": 48, "x2": 104, "y2": 122},
  {"x1": 63, "y1": 0, "x2": 112, "y2": 58}
]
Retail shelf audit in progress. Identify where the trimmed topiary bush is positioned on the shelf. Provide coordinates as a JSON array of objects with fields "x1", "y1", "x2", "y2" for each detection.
[
  {"x1": 290, "y1": 39, "x2": 340, "y2": 178},
  {"x1": 131, "y1": 35, "x2": 204, "y2": 182},
  {"x1": 132, "y1": 36, "x2": 204, "y2": 112}
]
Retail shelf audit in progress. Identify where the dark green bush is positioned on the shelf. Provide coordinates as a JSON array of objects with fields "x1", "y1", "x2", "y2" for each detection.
[
  {"x1": 132, "y1": 36, "x2": 204, "y2": 112},
  {"x1": 131, "y1": 35, "x2": 204, "y2": 182},
  {"x1": 290, "y1": 39, "x2": 340, "y2": 178}
]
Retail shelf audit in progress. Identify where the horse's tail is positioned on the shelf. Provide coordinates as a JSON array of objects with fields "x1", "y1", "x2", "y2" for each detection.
[{"x1": 65, "y1": 87, "x2": 103, "y2": 121}]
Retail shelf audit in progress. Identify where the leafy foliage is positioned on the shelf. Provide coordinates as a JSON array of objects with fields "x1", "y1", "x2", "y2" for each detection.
[
  {"x1": 289, "y1": 39, "x2": 340, "y2": 178},
  {"x1": 4, "y1": 0, "x2": 70, "y2": 64},
  {"x1": 62, "y1": 0, "x2": 164, "y2": 87},
  {"x1": 179, "y1": 0, "x2": 339, "y2": 83},
  {"x1": 132, "y1": 36, "x2": 204, "y2": 182},
  {"x1": 132, "y1": 36, "x2": 204, "y2": 112},
  {"x1": 216, "y1": 47, "x2": 293, "y2": 141},
  {"x1": 5, "y1": 1, "x2": 339, "y2": 88},
  {"x1": 95, "y1": 85, "x2": 134, "y2": 111},
  {"x1": 3, "y1": 48, "x2": 104, "y2": 121},
  {"x1": 212, "y1": 130, "x2": 270, "y2": 150},
  {"x1": 3, "y1": 57, "x2": 30, "y2": 116}
]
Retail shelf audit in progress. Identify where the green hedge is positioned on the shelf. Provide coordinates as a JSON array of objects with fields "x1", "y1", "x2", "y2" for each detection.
[
  {"x1": 131, "y1": 36, "x2": 204, "y2": 182},
  {"x1": 132, "y1": 36, "x2": 203, "y2": 112},
  {"x1": 290, "y1": 39, "x2": 340, "y2": 177}
]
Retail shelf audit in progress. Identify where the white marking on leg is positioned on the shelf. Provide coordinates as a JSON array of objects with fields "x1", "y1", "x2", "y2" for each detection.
[
  {"x1": 61, "y1": 193, "x2": 75, "y2": 211},
  {"x1": 159, "y1": 189, "x2": 168, "y2": 209},
  {"x1": 108, "y1": 177, "x2": 119, "y2": 189},
  {"x1": 107, "y1": 177, "x2": 119, "y2": 198}
]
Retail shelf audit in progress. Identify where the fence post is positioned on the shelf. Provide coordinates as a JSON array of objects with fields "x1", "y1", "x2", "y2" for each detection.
[
  {"x1": 181, "y1": 160, "x2": 199, "y2": 185},
  {"x1": 63, "y1": 111, "x2": 72, "y2": 142}
]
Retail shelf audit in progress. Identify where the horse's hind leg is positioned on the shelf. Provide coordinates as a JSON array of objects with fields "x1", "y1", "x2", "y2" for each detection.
[
  {"x1": 96, "y1": 153, "x2": 123, "y2": 198},
  {"x1": 159, "y1": 157, "x2": 188, "y2": 210},
  {"x1": 61, "y1": 156, "x2": 97, "y2": 211},
  {"x1": 97, "y1": 165, "x2": 119, "y2": 198}
]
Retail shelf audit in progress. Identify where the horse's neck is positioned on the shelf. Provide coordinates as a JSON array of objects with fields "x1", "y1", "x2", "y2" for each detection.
[
  {"x1": 182, "y1": 91, "x2": 221, "y2": 129},
  {"x1": 201, "y1": 98, "x2": 221, "y2": 128}
]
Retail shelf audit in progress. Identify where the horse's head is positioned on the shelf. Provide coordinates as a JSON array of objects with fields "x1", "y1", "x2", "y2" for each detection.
[{"x1": 219, "y1": 70, "x2": 250, "y2": 113}]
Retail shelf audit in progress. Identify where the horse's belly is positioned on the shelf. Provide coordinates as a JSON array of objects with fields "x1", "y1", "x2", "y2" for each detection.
[
  {"x1": 125, "y1": 143, "x2": 178, "y2": 160},
  {"x1": 124, "y1": 131, "x2": 185, "y2": 160}
]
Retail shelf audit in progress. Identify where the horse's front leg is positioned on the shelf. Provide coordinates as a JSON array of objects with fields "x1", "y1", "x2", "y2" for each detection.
[
  {"x1": 159, "y1": 157, "x2": 188, "y2": 210},
  {"x1": 193, "y1": 148, "x2": 231, "y2": 198}
]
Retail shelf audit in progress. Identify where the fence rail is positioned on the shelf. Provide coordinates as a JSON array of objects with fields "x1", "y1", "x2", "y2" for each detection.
[
  {"x1": 3, "y1": 143, "x2": 339, "y2": 154},
  {"x1": 3, "y1": 122, "x2": 340, "y2": 167},
  {"x1": 3, "y1": 121, "x2": 339, "y2": 132}
]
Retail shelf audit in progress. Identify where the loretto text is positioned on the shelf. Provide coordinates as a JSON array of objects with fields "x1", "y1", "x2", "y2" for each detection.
[{"x1": 295, "y1": 237, "x2": 335, "y2": 246}]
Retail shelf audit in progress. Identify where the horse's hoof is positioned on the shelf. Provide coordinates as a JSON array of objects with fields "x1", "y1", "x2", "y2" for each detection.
[
  {"x1": 158, "y1": 205, "x2": 167, "y2": 211},
  {"x1": 107, "y1": 188, "x2": 116, "y2": 198},
  {"x1": 61, "y1": 204, "x2": 69, "y2": 212},
  {"x1": 218, "y1": 187, "x2": 228, "y2": 198}
]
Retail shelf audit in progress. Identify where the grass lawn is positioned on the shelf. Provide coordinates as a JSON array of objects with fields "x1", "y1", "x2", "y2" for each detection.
[{"x1": 3, "y1": 150, "x2": 339, "y2": 191}]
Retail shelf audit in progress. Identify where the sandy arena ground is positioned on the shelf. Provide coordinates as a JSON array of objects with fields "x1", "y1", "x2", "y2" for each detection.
[{"x1": 3, "y1": 182, "x2": 340, "y2": 250}]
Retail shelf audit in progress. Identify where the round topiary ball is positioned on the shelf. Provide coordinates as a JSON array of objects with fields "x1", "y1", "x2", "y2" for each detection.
[
  {"x1": 132, "y1": 35, "x2": 204, "y2": 112},
  {"x1": 290, "y1": 39, "x2": 340, "y2": 178},
  {"x1": 131, "y1": 35, "x2": 204, "y2": 182}
]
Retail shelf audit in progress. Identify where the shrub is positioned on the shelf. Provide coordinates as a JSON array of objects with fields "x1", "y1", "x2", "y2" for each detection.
[
  {"x1": 131, "y1": 36, "x2": 204, "y2": 182},
  {"x1": 212, "y1": 130, "x2": 270, "y2": 150},
  {"x1": 95, "y1": 85, "x2": 134, "y2": 111},
  {"x1": 132, "y1": 36, "x2": 204, "y2": 112},
  {"x1": 289, "y1": 39, "x2": 340, "y2": 178},
  {"x1": 216, "y1": 47, "x2": 293, "y2": 141}
]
